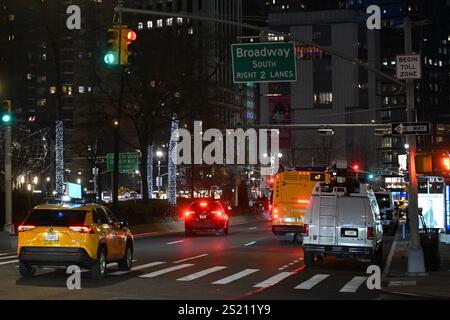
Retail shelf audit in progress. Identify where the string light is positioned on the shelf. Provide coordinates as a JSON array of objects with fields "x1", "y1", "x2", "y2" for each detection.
[
  {"x1": 167, "y1": 114, "x2": 178, "y2": 205},
  {"x1": 55, "y1": 120, "x2": 64, "y2": 195}
]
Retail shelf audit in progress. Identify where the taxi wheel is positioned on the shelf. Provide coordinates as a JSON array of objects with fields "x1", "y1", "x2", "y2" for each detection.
[
  {"x1": 118, "y1": 244, "x2": 133, "y2": 271},
  {"x1": 91, "y1": 247, "x2": 107, "y2": 280},
  {"x1": 19, "y1": 262, "x2": 36, "y2": 278}
]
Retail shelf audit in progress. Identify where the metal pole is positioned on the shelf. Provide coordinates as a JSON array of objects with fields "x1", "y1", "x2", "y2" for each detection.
[
  {"x1": 157, "y1": 160, "x2": 161, "y2": 198},
  {"x1": 404, "y1": 17, "x2": 425, "y2": 273},
  {"x1": 4, "y1": 122, "x2": 13, "y2": 234}
]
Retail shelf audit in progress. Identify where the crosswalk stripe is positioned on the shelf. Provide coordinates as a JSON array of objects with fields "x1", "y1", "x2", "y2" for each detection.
[
  {"x1": 0, "y1": 251, "x2": 16, "y2": 257},
  {"x1": 139, "y1": 264, "x2": 194, "y2": 278},
  {"x1": 0, "y1": 259, "x2": 18, "y2": 266},
  {"x1": 339, "y1": 276, "x2": 367, "y2": 293},
  {"x1": 173, "y1": 254, "x2": 208, "y2": 264},
  {"x1": 212, "y1": 269, "x2": 259, "y2": 285},
  {"x1": 177, "y1": 266, "x2": 227, "y2": 281},
  {"x1": 109, "y1": 262, "x2": 165, "y2": 276},
  {"x1": 0, "y1": 255, "x2": 17, "y2": 260},
  {"x1": 253, "y1": 272, "x2": 294, "y2": 288},
  {"x1": 295, "y1": 274, "x2": 330, "y2": 290}
]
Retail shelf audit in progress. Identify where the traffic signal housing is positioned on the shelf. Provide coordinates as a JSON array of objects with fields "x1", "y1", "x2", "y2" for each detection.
[
  {"x1": 415, "y1": 152, "x2": 450, "y2": 175},
  {"x1": 120, "y1": 28, "x2": 137, "y2": 65},
  {"x1": 104, "y1": 26, "x2": 120, "y2": 65},
  {"x1": 1, "y1": 100, "x2": 12, "y2": 123}
]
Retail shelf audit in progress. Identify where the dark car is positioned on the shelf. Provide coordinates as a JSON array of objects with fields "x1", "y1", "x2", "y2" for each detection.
[{"x1": 184, "y1": 200, "x2": 229, "y2": 236}]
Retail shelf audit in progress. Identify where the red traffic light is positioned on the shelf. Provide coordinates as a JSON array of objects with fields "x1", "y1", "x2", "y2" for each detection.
[
  {"x1": 352, "y1": 164, "x2": 359, "y2": 170},
  {"x1": 126, "y1": 30, "x2": 137, "y2": 44}
]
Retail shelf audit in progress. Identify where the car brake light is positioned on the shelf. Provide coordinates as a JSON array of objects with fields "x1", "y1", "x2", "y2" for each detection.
[
  {"x1": 303, "y1": 224, "x2": 309, "y2": 236},
  {"x1": 211, "y1": 210, "x2": 223, "y2": 218},
  {"x1": 18, "y1": 225, "x2": 35, "y2": 232},
  {"x1": 185, "y1": 211, "x2": 195, "y2": 218},
  {"x1": 273, "y1": 213, "x2": 279, "y2": 220},
  {"x1": 367, "y1": 227, "x2": 374, "y2": 239},
  {"x1": 269, "y1": 204, "x2": 272, "y2": 211},
  {"x1": 69, "y1": 226, "x2": 92, "y2": 233}
]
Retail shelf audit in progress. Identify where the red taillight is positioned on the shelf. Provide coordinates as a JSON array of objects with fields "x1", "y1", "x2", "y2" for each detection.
[
  {"x1": 367, "y1": 227, "x2": 374, "y2": 239},
  {"x1": 69, "y1": 226, "x2": 92, "y2": 233},
  {"x1": 18, "y1": 225, "x2": 35, "y2": 232},
  {"x1": 211, "y1": 210, "x2": 223, "y2": 218},
  {"x1": 303, "y1": 224, "x2": 309, "y2": 236},
  {"x1": 269, "y1": 204, "x2": 272, "y2": 211},
  {"x1": 273, "y1": 213, "x2": 279, "y2": 220},
  {"x1": 185, "y1": 211, "x2": 195, "y2": 218}
]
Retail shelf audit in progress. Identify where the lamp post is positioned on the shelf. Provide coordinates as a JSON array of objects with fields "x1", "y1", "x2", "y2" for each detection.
[{"x1": 156, "y1": 150, "x2": 164, "y2": 198}]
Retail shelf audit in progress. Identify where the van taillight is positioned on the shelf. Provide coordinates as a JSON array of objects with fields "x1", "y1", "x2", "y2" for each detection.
[
  {"x1": 367, "y1": 227, "x2": 374, "y2": 239},
  {"x1": 18, "y1": 225, "x2": 35, "y2": 232},
  {"x1": 303, "y1": 224, "x2": 309, "y2": 236},
  {"x1": 69, "y1": 226, "x2": 92, "y2": 233}
]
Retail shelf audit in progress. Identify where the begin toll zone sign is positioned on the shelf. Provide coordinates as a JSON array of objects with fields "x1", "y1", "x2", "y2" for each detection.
[
  {"x1": 396, "y1": 54, "x2": 422, "y2": 80},
  {"x1": 231, "y1": 42, "x2": 297, "y2": 83}
]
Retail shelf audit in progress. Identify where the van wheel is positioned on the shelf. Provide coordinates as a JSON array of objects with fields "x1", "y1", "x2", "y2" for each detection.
[
  {"x1": 118, "y1": 244, "x2": 133, "y2": 271},
  {"x1": 19, "y1": 262, "x2": 36, "y2": 278},
  {"x1": 91, "y1": 247, "x2": 107, "y2": 280},
  {"x1": 304, "y1": 252, "x2": 315, "y2": 267}
]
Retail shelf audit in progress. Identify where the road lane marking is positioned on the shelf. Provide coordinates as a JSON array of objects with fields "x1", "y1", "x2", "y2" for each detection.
[
  {"x1": 213, "y1": 269, "x2": 259, "y2": 285},
  {"x1": 173, "y1": 254, "x2": 208, "y2": 264},
  {"x1": 248, "y1": 227, "x2": 257, "y2": 230},
  {"x1": 0, "y1": 259, "x2": 18, "y2": 266},
  {"x1": 134, "y1": 232, "x2": 160, "y2": 239},
  {"x1": 109, "y1": 262, "x2": 166, "y2": 276},
  {"x1": 167, "y1": 240, "x2": 184, "y2": 245},
  {"x1": 339, "y1": 276, "x2": 367, "y2": 293},
  {"x1": 177, "y1": 266, "x2": 227, "y2": 281},
  {"x1": 244, "y1": 241, "x2": 256, "y2": 247},
  {"x1": 140, "y1": 264, "x2": 194, "y2": 278},
  {"x1": 0, "y1": 251, "x2": 16, "y2": 257},
  {"x1": 295, "y1": 274, "x2": 330, "y2": 290},
  {"x1": 0, "y1": 255, "x2": 17, "y2": 260},
  {"x1": 253, "y1": 272, "x2": 294, "y2": 288}
]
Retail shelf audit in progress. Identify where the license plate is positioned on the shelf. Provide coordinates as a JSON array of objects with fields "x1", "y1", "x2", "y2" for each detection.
[
  {"x1": 44, "y1": 234, "x2": 59, "y2": 242},
  {"x1": 344, "y1": 230, "x2": 357, "y2": 237},
  {"x1": 199, "y1": 214, "x2": 207, "y2": 219}
]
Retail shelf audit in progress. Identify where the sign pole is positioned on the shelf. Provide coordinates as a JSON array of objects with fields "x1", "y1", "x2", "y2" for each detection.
[{"x1": 404, "y1": 17, "x2": 425, "y2": 273}]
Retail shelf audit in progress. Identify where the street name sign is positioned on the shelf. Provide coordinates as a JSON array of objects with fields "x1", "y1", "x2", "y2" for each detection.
[
  {"x1": 231, "y1": 42, "x2": 297, "y2": 83},
  {"x1": 396, "y1": 54, "x2": 422, "y2": 80},
  {"x1": 391, "y1": 122, "x2": 430, "y2": 135},
  {"x1": 106, "y1": 152, "x2": 139, "y2": 173}
]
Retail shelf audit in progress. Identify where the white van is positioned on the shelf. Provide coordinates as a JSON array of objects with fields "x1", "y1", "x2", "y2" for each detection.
[{"x1": 302, "y1": 182, "x2": 383, "y2": 266}]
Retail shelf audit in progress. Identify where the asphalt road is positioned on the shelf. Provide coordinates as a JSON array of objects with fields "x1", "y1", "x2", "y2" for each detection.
[{"x1": 0, "y1": 221, "x2": 415, "y2": 300}]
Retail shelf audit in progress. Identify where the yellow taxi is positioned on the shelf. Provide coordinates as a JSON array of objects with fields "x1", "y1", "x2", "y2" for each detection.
[{"x1": 17, "y1": 202, "x2": 134, "y2": 279}]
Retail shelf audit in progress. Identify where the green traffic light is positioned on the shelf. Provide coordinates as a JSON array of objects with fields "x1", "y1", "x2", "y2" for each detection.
[
  {"x1": 104, "y1": 52, "x2": 116, "y2": 64},
  {"x1": 2, "y1": 114, "x2": 11, "y2": 123}
]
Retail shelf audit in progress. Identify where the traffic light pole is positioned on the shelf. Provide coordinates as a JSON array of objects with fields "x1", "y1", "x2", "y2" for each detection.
[
  {"x1": 404, "y1": 17, "x2": 425, "y2": 273},
  {"x1": 3, "y1": 119, "x2": 13, "y2": 234}
]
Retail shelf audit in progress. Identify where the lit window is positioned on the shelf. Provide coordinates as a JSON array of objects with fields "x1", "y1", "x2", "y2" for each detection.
[
  {"x1": 188, "y1": 27, "x2": 194, "y2": 35},
  {"x1": 37, "y1": 99, "x2": 46, "y2": 107},
  {"x1": 78, "y1": 86, "x2": 85, "y2": 94},
  {"x1": 138, "y1": 22, "x2": 143, "y2": 30},
  {"x1": 67, "y1": 86, "x2": 73, "y2": 95},
  {"x1": 157, "y1": 19, "x2": 163, "y2": 28},
  {"x1": 147, "y1": 21, "x2": 153, "y2": 29},
  {"x1": 9, "y1": 14, "x2": 14, "y2": 21},
  {"x1": 28, "y1": 116, "x2": 36, "y2": 122},
  {"x1": 87, "y1": 87, "x2": 92, "y2": 93},
  {"x1": 42, "y1": 54, "x2": 47, "y2": 60},
  {"x1": 27, "y1": 74, "x2": 32, "y2": 80},
  {"x1": 167, "y1": 18, "x2": 173, "y2": 26},
  {"x1": 177, "y1": 17, "x2": 183, "y2": 24},
  {"x1": 50, "y1": 86, "x2": 56, "y2": 94},
  {"x1": 319, "y1": 92, "x2": 332, "y2": 104}
]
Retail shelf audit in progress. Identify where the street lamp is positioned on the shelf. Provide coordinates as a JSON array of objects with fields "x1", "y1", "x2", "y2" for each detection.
[{"x1": 156, "y1": 150, "x2": 164, "y2": 198}]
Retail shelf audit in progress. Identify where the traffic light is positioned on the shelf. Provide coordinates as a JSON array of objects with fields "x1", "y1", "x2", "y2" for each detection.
[
  {"x1": 368, "y1": 173, "x2": 375, "y2": 181},
  {"x1": 415, "y1": 152, "x2": 450, "y2": 175},
  {"x1": 1, "y1": 100, "x2": 11, "y2": 123},
  {"x1": 120, "y1": 27, "x2": 137, "y2": 65},
  {"x1": 104, "y1": 26, "x2": 120, "y2": 65}
]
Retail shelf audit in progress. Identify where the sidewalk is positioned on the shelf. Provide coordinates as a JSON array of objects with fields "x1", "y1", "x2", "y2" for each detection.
[{"x1": 382, "y1": 222, "x2": 450, "y2": 299}]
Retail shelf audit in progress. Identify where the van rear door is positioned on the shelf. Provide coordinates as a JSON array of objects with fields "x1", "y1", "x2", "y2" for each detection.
[
  {"x1": 316, "y1": 195, "x2": 338, "y2": 246},
  {"x1": 337, "y1": 197, "x2": 367, "y2": 247}
]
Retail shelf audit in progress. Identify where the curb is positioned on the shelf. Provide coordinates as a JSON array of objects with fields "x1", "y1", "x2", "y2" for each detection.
[{"x1": 380, "y1": 287, "x2": 449, "y2": 300}]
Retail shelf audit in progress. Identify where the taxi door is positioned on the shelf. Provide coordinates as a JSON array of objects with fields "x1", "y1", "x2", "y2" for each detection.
[
  {"x1": 104, "y1": 207, "x2": 126, "y2": 258},
  {"x1": 96, "y1": 208, "x2": 119, "y2": 259}
]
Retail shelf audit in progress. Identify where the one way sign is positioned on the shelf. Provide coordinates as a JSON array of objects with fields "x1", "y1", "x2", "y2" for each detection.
[{"x1": 391, "y1": 122, "x2": 430, "y2": 135}]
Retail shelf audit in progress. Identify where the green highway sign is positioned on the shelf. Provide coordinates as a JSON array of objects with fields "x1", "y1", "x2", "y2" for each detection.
[
  {"x1": 106, "y1": 152, "x2": 139, "y2": 173},
  {"x1": 231, "y1": 42, "x2": 297, "y2": 83}
]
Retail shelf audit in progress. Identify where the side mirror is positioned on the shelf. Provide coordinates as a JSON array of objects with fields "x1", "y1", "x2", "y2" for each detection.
[{"x1": 119, "y1": 219, "x2": 129, "y2": 229}]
